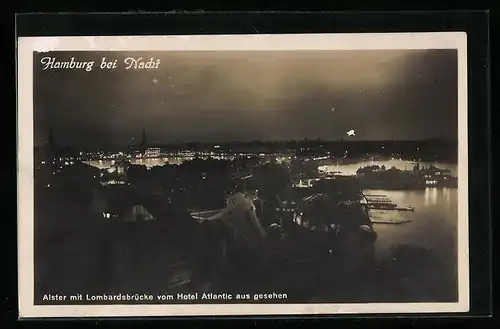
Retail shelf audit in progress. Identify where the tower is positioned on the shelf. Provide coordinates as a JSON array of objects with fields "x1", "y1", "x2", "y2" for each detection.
[
  {"x1": 48, "y1": 126, "x2": 56, "y2": 148},
  {"x1": 139, "y1": 128, "x2": 148, "y2": 153}
]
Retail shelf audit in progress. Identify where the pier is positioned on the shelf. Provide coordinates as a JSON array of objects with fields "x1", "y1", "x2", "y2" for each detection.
[
  {"x1": 363, "y1": 194, "x2": 415, "y2": 211},
  {"x1": 363, "y1": 194, "x2": 414, "y2": 224}
]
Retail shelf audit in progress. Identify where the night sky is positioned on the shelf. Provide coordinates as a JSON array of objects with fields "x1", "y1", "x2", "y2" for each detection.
[{"x1": 34, "y1": 50, "x2": 458, "y2": 147}]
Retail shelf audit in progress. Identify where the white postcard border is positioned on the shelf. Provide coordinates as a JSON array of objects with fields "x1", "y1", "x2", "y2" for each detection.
[{"x1": 17, "y1": 32, "x2": 469, "y2": 318}]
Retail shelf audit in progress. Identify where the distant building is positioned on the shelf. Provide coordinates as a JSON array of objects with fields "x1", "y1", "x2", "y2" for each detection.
[
  {"x1": 144, "y1": 148, "x2": 161, "y2": 158},
  {"x1": 106, "y1": 159, "x2": 130, "y2": 176},
  {"x1": 99, "y1": 160, "x2": 131, "y2": 186},
  {"x1": 114, "y1": 160, "x2": 130, "y2": 175}
]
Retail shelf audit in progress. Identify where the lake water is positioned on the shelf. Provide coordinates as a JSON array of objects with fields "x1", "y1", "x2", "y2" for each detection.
[
  {"x1": 322, "y1": 159, "x2": 459, "y2": 272},
  {"x1": 368, "y1": 188, "x2": 458, "y2": 265},
  {"x1": 85, "y1": 157, "x2": 457, "y2": 176},
  {"x1": 85, "y1": 157, "x2": 190, "y2": 169}
]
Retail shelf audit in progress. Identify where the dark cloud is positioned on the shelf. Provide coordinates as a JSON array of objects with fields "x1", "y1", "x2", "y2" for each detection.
[{"x1": 34, "y1": 49, "x2": 458, "y2": 147}]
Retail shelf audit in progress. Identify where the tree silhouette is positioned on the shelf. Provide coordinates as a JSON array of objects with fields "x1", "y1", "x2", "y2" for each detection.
[{"x1": 251, "y1": 163, "x2": 291, "y2": 200}]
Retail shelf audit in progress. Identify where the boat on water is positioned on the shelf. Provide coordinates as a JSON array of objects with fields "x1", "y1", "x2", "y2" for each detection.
[
  {"x1": 417, "y1": 164, "x2": 458, "y2": 187},
  {"x1": 355, "y1": 163, "x2": 458, "y2": 189}
]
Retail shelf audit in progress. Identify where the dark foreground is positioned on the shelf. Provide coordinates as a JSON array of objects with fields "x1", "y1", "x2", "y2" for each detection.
[
  {"x1": 33, "y1": 159, "x2": 457, "y2": 305},
  {"x1": 35, "y1": 210, "x2": 457, "y2": 305}
]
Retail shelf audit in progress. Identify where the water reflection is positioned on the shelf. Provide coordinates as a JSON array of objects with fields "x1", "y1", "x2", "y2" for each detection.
[
  {"x1": 371, "y1": 188, "x2": 458, "y2": 282},
  {"x1": 85, "y1": 157, "x2": 187, "y2": 169},
  {"x1": 424, "y1": 187, "x2": 439, "y2": 206},
  {"x1": 87, "y1": 157, "x2": 458, "y2": 176},
  {"x1": 443, "y1": 187, "x2": 451, "y2": 202},
  {"x1": 424, "y1": 187, "x2": 453, "y2": 206}
]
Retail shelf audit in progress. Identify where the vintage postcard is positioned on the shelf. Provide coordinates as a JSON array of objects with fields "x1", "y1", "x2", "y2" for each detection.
[{"x1": 17, "y1": 32, "x2": 469, "y2": 318}]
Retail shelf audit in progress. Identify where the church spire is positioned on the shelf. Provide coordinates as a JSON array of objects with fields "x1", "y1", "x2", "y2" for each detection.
[
  {"x1": 141, "y1": 128, "x2": 147, "y2": 145},
  {"x1": 139, "y1": 128, "x2": 148, "y2": 152},
  {"x1": 48, "y1": 126, "x2": 56, "y2": 147}
]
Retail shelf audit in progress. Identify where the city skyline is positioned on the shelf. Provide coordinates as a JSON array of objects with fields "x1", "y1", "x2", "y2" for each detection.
[
  {"x1": 34, "y1": 49, "x2": 458, "y2": 147},
  {"x1": 43, "y1": 125, "x2": 457, "y2": 150}
]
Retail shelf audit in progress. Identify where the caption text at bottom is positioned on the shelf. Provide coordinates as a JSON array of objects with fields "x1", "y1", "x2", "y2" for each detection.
[{"x1": 43, "y1": 292, "x2": 288, "y2": 302}]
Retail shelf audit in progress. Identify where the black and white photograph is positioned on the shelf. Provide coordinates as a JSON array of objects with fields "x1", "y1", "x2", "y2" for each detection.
[{"x1": 17, "y1": 33, "x2": 469, "y2": 317}]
